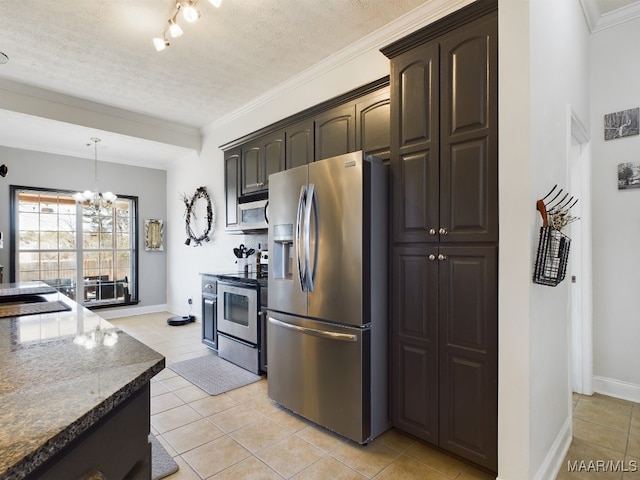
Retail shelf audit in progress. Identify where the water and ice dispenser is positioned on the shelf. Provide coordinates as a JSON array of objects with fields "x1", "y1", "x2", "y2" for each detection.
[{"x1": 272, "y1": 223, "x2": 294, "y2": 280}]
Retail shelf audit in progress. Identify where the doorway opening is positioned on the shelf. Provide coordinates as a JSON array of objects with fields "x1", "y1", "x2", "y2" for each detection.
[{"x1": 567, "y1": 106, "x2": 592, "y2": 396}]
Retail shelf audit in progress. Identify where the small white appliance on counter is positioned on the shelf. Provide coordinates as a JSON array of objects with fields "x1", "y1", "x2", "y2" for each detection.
[{"x1": 267, "y1": 151, "x2": 388, "y2": 444}]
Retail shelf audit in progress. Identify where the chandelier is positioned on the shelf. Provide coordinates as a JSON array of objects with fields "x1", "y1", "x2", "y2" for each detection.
[
  {"x1": 153, "y1": 0, "x2": 222, "y2": 52},
  {"x1": 73, "y1": 138, "x2": 117, "y2": 210}
]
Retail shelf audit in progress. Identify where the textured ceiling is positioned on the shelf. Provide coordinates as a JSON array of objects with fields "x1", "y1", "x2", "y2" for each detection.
[
  {"x1": 0, "y1": 0, "x2": 429, "y2": 129},
  {"x1": 0, "y1": 0, "x2": 639, "y2": 168}
]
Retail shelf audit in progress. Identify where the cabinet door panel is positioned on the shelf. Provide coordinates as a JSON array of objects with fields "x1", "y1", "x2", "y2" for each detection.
[
  {"x1": 393, "y1": 150, "x2": 439, "y2": 243},
  {"x1": 263, "y1": 133, "x2": 285, "y2": 187},
  {"x1": 446, "y1": 36, "x2": 490, "y2": 136},
  {"x1": 202, "y1": 297, "x2": 217, "y2": 350},
  {"x1": 391, "y1": 247, "x2": 438, "y2": 442},
  {"x1": 241, "y1": 146, "x2": 261, "y2": 195},
  {"x1": 315, "y1": 104, "x2": 355, "y2": 161},
  {"x1": 438, "y1": 245, "x2": 497, "y2": 472},
  {"x1": 286, "y1": 119, "x2": 314, "y2": 169},
  {"x1": 390, "y1": 40, "x2": 440, "y2": 244},
  {"x1": 391, "y1": 43, "x2": 439, "y2": 152},
  {"x1": 440, "y1": 137, "x2": 496, "y2": 242},
  {"x1": 225, "y1": 150, "x2": 240, "y2": 230},
  {"x1": 356, "y1": 88, "x2": 390, "y2": 162},
  {"x1": 440, "y1": 15, "x2": 498, "y2": 243}
]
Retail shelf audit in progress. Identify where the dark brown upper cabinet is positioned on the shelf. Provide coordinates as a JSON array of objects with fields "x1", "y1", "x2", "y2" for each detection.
[
  {"x1": 314, "y1": 104, "x2": 356, "y2": 161},
  {"x1": 220, "y1": 79, "x2": 389, "y2": 215},
  {"x1": 286, "y1": 119, "x2": 314, "y2": 169},
  {"x1": 224, "y1": 148, "x2": 240, "y2": 230},
  {"x1": 391, "y1": 42, "x2": 440, "y2": 244},
  {"x1": 241, "y1": 131, "x2": 285, "y2": 196},
  {"x1": 439, "y1": 16, "x2": 498, "y2": 244},
  {"x1": 356, "y1": 87, "x2": 391, "y2": 163},
  {"x1": 389, "y1": 13, "x2": 497, "y2": 245}
]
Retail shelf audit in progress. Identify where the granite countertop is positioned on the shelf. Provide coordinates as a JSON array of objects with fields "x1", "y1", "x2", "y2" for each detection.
[
  {"x1": 204, "y1": 271, "x2": 268, "y2": 287},
  {"x1": 0, "y1": 282, "x2": 165, "y2": 480}
]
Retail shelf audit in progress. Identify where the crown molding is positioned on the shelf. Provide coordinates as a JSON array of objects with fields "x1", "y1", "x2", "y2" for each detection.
[
  {"x1": 579, "y1": 0, "x2": 640, "y2": 32},
  {"x1": 202, "y1": 0, "x2": 475, "y2": 136}
]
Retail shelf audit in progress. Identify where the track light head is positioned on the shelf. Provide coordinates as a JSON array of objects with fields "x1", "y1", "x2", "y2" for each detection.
[
  {"x1": 181, "y1": 2, "x2": 200, "y2": 22},
  {"x1": 153, "y1": 35, "x2": 169, "y2": 52},
  {"x1": 168, "y1": 18, "x2": 183, "y2": 37}
]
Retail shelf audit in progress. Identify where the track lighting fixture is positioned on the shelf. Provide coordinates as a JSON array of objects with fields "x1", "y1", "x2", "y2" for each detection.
[{"x1": 153, "y1": 0, "x2": 222, "y2": 51}]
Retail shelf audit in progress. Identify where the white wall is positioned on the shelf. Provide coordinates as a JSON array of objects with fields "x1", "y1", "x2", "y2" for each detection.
[
  {"x1": 497, "y1": 2, "x2": 532, "y2": 477},
  {"x1": 0, "y1": 146, "x2": 168, "y2": 310},
  {"x1": 529, "y1": 0, "x2": 590, "y2": 477},
  {"x1": 498, "y1": 0, "x2": 591, "y2": 478},
  {"x1": 590, "y1": 16, "x2": 640, "y2": 401}
]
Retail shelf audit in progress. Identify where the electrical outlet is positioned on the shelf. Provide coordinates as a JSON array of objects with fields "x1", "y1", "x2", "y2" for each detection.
[{"x1": 187, "y1": 298, "x2": 192, "y2": 305}]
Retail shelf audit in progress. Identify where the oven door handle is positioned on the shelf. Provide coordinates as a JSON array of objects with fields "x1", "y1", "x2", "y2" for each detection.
[{"x1": 268, "y1": 317, "x2": 358, "y2": 342}]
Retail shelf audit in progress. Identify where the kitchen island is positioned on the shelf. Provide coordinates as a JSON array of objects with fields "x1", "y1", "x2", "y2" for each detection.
[{"x1": 0, "y1": 282, "x2": 165, "y2": 480}]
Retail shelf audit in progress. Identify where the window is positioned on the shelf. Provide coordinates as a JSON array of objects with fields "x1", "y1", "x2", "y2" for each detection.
[{"x1": 10, "y1": 186, "x2": 138, "y2": 307}]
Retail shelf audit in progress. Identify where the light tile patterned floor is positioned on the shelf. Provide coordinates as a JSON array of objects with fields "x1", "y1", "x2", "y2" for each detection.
[
  {"x1": 112, "y1": 312, "x2": 640, "y2": 479},
  {"x1": 558, "y1": 393, "x2": 640, "y2": 479},
  {"x1": 111, "y1": 312, "x2": 495, "y2": 480}
]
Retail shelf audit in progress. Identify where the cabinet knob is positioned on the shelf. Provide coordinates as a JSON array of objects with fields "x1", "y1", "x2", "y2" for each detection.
[
  {"x1": 429, "y1": 228, "x2": 437, "y2": 236},
  {"x1": 439, "y1": 227, "x2": 448, "y2": 235},
  {"x1": 438, "y1": 253, "x2": 447, "y2": 261},
  {"x1": 428, "y1": 254, "x2": 436, "y2": 261},
  {"x1": 204, "y1": 283, "x2": 214, "y2": 289},
  {"x1": 257, "y1": 182, "x2": 265, "y2": 187}
]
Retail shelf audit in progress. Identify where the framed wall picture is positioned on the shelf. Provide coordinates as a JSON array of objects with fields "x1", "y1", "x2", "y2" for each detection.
[
  {"x1": 618, "y1": 162, "x2": 640, "y2": 189},
  {"x1": 604, "y1": 107, "x2": 640, "y2": 140},
  {"x1": 145, "y1": 219, "x2": 164, "y2": 251}
]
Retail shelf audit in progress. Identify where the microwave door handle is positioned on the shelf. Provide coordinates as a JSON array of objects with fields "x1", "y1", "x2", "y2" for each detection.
[
  {"x1": 304, "y1": 183, "x2": 318, "y2": 292},
  {"x1": 296, "y1": 185, "x2": 307, "y2": 292}
]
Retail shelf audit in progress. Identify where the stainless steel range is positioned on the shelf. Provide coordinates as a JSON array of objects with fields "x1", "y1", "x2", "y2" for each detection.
[{"x1": 214, "y1": 272, "x2": 267, "y2": 375}]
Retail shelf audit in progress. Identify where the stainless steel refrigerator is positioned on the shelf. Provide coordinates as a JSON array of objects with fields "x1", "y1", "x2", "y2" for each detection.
[{"x1": 267, "y1": 151, "x2": 388, "y2": 444}]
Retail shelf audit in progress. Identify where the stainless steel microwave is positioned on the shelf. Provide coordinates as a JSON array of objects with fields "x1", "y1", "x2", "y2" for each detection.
[{"x1": 238, "y1": 199, "x2": 269, "y2": 231}]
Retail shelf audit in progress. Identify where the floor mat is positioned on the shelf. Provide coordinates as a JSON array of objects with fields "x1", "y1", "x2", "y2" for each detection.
[
  {"x1": 150, "y1": 434, "x2": 178, "y2": 480},
  {"x1": 168, "y1": 353, "x2": 262, "y2": 395}
]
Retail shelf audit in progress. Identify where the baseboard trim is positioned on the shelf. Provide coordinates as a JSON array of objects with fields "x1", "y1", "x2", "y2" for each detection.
[
  {"x1": 593, "y1": 375, "x2": 640, "y2": 403},
  {"x1": 98, "y1": 304, "x2": 169, "y2": 320},
  {"x1": 533, "y1": 416, "x2": 573, "y2": 480}
]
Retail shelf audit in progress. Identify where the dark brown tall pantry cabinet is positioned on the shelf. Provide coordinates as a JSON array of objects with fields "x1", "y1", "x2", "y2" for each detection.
[{"x1": 382, "y1": 0, "x2": 498, "y2": 472}]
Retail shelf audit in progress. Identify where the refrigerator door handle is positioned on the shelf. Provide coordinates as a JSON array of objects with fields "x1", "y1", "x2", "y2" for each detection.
[
  {"x1": 304, "y1": 183, "x2": 318, "y2": 292},
  {"x1": 268, "y1": 317, "x2": 358, "y2": 342},
  {"x1": 296, "y1": 185, "x2": 307, "y2": 292}
]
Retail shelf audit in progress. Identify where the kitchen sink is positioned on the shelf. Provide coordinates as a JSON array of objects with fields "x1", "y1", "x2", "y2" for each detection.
[{"x1": 0, "y1": 294, "x2": 50, "y2": 305}]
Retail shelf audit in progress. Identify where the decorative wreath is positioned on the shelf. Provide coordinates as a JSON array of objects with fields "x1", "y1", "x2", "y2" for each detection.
[{"x1": 181, "y1": 186, "x2": 214, "y2": 246}]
